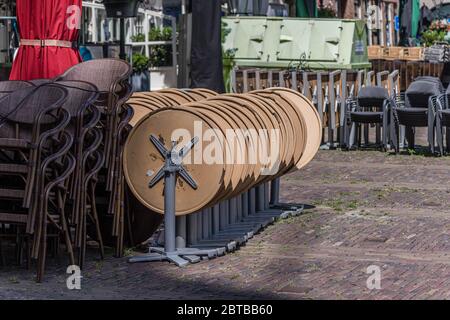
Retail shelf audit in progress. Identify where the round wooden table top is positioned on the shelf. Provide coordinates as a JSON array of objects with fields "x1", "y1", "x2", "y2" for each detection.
[
  {"x1": 267, "y1": 88, "x2": 322, "y2": 170},
  {"x1": 156, "y1": 89, "x2": 197, "y2": 104},
  {"x1": 180, "y1": 102, "x2": 247, "y2": 194},
  {"x1": 124, "y1": 107, "x2": 225, "y2": 215}
]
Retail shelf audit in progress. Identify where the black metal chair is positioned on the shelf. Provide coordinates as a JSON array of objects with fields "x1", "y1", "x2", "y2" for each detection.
[
  {"x1": 343, "y1": 86, "x2": 390, "y2": 150},
  {"x1": 433, "y1": 84, "x2": 450, "y2": 155},
  {"x1": 391, "y1": 78, "x2": 444, "y2": 153}
]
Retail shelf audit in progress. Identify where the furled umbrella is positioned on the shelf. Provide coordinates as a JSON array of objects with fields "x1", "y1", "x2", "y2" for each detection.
[{"x1": 10, "y1": 0, "x2": 82, "y2": 81}]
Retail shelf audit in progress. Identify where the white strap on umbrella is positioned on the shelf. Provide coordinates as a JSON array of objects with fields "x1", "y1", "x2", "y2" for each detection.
[{"x1": 19, "y1": 39, "x2": 74, "y2": 48}]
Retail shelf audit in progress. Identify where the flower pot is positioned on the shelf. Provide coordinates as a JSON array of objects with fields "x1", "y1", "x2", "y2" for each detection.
[
  {"x1": 131, "y1": 70, "x2": 150, "y2": 92},
  {"x1": 149, "y1": 67, "x2": 177, "y2": 90}
]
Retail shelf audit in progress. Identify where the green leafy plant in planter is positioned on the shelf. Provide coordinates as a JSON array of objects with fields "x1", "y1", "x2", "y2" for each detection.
[
  {"x1": 131, "y1": 33, "x2": 145, "y2": 42},
  {"x1": 148, "y1": 27, "x2": 173, "y2": 68},
  {"x1": 132, "y1": 53, "x2": 150, "y2": 91},
  {"x1": 222, "y1": 21, "x2": 237, "y2": 93},
  {"x1": 421, "y1": 30, "x2": 446, "y2": 47},
  {"x1": 132, "y1": 53, "x2": 150, "y2": 73}
]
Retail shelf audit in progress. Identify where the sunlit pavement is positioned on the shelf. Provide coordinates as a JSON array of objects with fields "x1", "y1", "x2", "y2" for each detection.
[{"x1": 2, "y1": 140, "x2": 450, "y2": 299}]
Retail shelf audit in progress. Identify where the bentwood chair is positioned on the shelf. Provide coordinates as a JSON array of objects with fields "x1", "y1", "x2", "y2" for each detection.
[
  {"x1": 55, "y1": 59, "x2": 132, "y2": 256},
  {"x1": 0, "y1": 84, "x2": 74, "y2": 281}
]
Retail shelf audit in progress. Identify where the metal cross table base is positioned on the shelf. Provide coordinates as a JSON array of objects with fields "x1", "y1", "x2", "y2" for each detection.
[
  {"x1": 128, "y1": 247, "x2": 219, "y2": 267},
  {"x1": 128, "y1": 141, "x2": 306, "y2": 267},
  {"x1": 187, "y1": 203, "x2": 304, "y2": 255},
  {"x1": 128, "y1": 135, "x2": 218, "y2": 267}
]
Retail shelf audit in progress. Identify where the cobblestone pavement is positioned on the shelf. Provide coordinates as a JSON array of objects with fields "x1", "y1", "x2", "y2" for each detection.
[{"x1": 2, "y1": 142, "x2": 450, "y2": 299}]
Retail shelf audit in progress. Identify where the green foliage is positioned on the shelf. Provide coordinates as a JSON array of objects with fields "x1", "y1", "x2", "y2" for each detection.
[
  {"x1": 148, "y1": 27, "x2": 172, "y2": 68},
  {"x1": 148, "y1": 27, "x2": 172, "y2": 41},
  {"x1": 420, "y1": 29, "x2": 446, "y2": 47},
  {"x1": 318, "y1": 5, "x2": 336, "y2": 18},
  {"x1": 131, "y1": 27, "x2": 173, "y2": 68},
  {"x1": 132, "y1": 53, "x2": 150, "y2": 73},
  {"x1": 131, "y1": 33, "x2": 145, "y2": 42}
]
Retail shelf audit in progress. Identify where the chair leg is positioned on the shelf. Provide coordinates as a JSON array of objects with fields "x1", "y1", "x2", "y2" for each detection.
[
  {"x1": 383, "y1": 107, "x2": 391, "y2": 151},
  {"x1": 36, "y1": 227, "x2": 47, "y2": 283},
  {"x1": 0, "y1": 237, "x2": 4, "y2": 267},
  {"x1": 25, "y1": 237, "x2": 31, "y2": 270},
  {"x1": 364, "y1": 123, "x2": 369, "y2": 145},
  {"x1": 348, "y1": 122, "x2": 356, "y2": 150},
  {"x1": 405, "y1": 126, "x2": 415, "y2": 150},
  {"x1": 343, "y1": 117, "x2": 349, "y2": 149},
  {"x1": 428, "y1": 110, "x2": 436, "y2": 154},
  {"x1": 399, "y1": 125, "x2": 406, "y2": 149},
  {"x1": 376, "y1": 123, "x2": 381, "y2": 146},
  {"x1": 16, "y1": 232, "x2": 23, "y2": 266},
  {"x1": 390, "y1": 115, "x2": 399, "y2": 154},
  {"x1": 90, "y1": 183, "x2": 104, "y2": 259},
  {"x1": 356, "y1": 123, "x2": 362, "y2": 148},
  {"x1": 58, "y1": 189, "x2": 75, "y2": 266},
  {"x1": 435, "y1": 114, "x2": 444, "y2": 156},
  {"x1": 446, "y1": 127, "x2": 450, "y2": 154}
]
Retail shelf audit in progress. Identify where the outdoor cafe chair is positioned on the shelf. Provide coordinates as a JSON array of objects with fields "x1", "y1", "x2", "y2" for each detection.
[
  {"x1": 0, "y1": 84, "x2": 74, "y2": 281},
  {"x1": 432, "y1": 84, "x2": 450, "y2": 155},
  {"x1": 55, "y1": 58, "x2": 132, "y2": 171},
  {"x1": 390, "y1": 78, "x2": 443, "y2": 153},
  {"x1": 55, "y1": 59, "x2": 132, "y2": 257},
  {"x1": 51, "y1": 80, "x2": 106, "y2": 265},
  {"x1": 343, "y1": 86, "x2": 390, "y2": 151},
  {"x1": 0, "y1": 80, "x2": 34, "y2": 99}
]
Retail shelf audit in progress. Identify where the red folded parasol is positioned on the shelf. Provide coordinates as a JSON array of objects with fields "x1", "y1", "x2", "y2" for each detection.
[{"x1": 10, "y1": 0, "x2": 82, "y2": 80}]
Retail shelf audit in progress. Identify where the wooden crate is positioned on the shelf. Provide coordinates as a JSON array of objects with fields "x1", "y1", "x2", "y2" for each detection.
[
  {"x1": 382, "y1": 47, "x2": 403, "y2": 60},
  {"x1": 400, "y1": 47, "x2": 424, "y2": 61},
  {"x1": 368, "y1": 45, "x2": 383, "y2": 59}
]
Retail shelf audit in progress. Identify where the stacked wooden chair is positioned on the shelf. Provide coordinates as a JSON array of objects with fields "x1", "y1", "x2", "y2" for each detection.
[
  {"x1": 55, "y1": 59, "x2": 133, "y2": 257},
  {"x1": 52, "y1": 80, "x2": 104, "y2": 268},
  {"x1": 0, "y1": 84, "x2": 75, "y2": 281}
]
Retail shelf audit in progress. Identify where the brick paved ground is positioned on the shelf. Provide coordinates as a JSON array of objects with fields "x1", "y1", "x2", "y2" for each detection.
[{"x1": 2, "y1": 131, "x2": 450, "y2": 299}]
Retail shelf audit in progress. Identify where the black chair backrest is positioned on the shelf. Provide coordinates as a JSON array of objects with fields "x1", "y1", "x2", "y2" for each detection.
[
  {"x1": 414, "y1": 76, "x2": 443, "y2": 91},
  {"x1": 28, "y1": 79, "x2": 54, "y2": 86},
  {"x1": 54, "y1": 81, "x2": 99, "y2": 118},
  {"x1": 0, "y1": 81, "x2": 34, "y2": 99},
  {"x1": 357, "y1": 86, "x2": 389, "y2": 108},
  {"x1": 405, "y1": 80, "x2": 442, "y2": 108},
  {"x1": 55, "y1": 58, "x2": 131, "y2": 93},
  {"x1": 0, "y1": 84, "x2": 68, "y2": 141}
]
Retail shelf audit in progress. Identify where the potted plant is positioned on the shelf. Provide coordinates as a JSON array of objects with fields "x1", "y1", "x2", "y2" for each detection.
[
  {"x1": 131, "y1": 52, "x2": 150, "y2": 92},
  {"x1": 147, "y1": 27, "x2": 176, "y2": 90}
]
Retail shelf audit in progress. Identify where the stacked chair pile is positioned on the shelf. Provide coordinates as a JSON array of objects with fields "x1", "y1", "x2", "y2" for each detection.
[
  {"x1": 54, "y1": 59, "x2": 133, "y2": 257},
  {"x1": 390, "y1": 76, "x2": 444, "y2": 153},
  {"x1": 0, "y1": 59, "x2": 133, "y2": 281},
  {"x1": 342, "y1": 74, "x2": 450, "y2": 156},
  {"x1": 430, "y1": 81, "x2": 450, "y2": 155}
]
